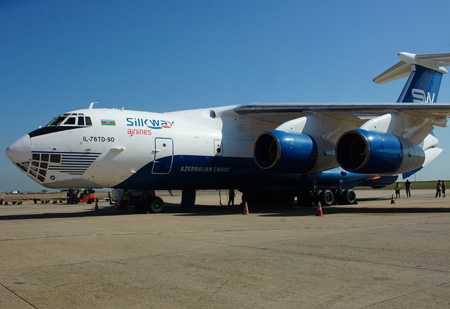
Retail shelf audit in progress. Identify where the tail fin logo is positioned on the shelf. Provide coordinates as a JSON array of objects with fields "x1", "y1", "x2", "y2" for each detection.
[{"x1": 412, "y1": 88, "x2": 435, "y2": 103}]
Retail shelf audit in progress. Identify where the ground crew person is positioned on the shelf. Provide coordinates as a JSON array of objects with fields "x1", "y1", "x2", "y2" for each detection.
[
  {"x1": 1, "y1": 194, "x2": 4, "y2": 205},
  {"x1": 435, "y1": 180, "x2": 442, "y2": 198},
  {"x1": 121, "y1": 189, "x2": 131, "y2": 212},
  {"x1": 228, "y1": 189, "x2": 235, "y2": 206},
  {"x1": 395, "y1": 182, "x2": 401, "y2": 198},
  {"x1": 442, "y1": 181, "x2": 446, "y2": 197},
  {"x1": 405, "y1": 179, "x2": 411, "y2": 198}
]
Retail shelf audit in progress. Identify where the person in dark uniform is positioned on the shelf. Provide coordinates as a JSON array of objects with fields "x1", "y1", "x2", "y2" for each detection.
[
  {"x1": 435, "y1": 180, "x2": 442, "y2": 198},
  {"x1": 228, "y1": 189, "x2": 236, "y2": 206},
  {"x1": 405, "y1": 179, "x2": 411, "y2": 198}
]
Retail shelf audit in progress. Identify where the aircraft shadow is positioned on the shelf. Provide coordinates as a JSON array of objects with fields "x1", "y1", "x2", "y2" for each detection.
[
  {"x1": 1, "y1": 203, "x2": 449, "y2": 220},
  {"x1": 259, "y1": 205, "x2": 450, "y2": 217},
  {"x1": 0, "y1": 205, "x2": 122, "y2": 220},
  {"x1": 319, "y1": 206, "x2": 450, "y2": 214},
  {"x1": 168, "y1": 204, "x2": 316, "y2": 217},
  {"x1": 0, "y1": 203, "x2": 310, "y2": 220}
]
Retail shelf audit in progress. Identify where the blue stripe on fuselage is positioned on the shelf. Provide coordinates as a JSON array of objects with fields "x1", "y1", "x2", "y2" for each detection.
[{"x1": 114, "y1": 155, "x2": 377, "y2": 190}]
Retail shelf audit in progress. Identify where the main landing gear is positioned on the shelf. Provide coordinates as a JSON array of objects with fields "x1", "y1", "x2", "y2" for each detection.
[
  {"x1": 134, "y1": 192, "x2": 165, "y2": 213},
  {"x1": 241, "y1": 187, "x2": 357, "y2": 208},
  {"x1": 297, "y1": 188, "x2": 357, "y2": 207}
]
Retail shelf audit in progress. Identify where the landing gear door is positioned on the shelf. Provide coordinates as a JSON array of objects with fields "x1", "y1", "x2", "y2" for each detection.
[{"x1": 152, "y1": 138, "x2": 174, "y2": 174}]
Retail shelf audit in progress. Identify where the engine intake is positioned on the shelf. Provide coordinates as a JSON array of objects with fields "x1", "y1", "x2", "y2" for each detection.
[
  {"x1": 336, "y1": 129, "x2": 425, "y2": 175},
  {"x1": 253, "y1": 131, "x2": 318, "y2": 173}
]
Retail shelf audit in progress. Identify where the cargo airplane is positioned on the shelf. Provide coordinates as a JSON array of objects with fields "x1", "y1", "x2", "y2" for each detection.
[{"x1": 6, "y1": 52, "x2": 450, "y2": 212}]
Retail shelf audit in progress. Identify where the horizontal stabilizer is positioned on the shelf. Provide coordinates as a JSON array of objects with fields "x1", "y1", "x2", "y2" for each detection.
[
  {"x1": 374, "y1": 52, "x2": 450, "y2": 84},
  {"x1": 422, "y1": 147, "x2": 443, "y2": 168}
]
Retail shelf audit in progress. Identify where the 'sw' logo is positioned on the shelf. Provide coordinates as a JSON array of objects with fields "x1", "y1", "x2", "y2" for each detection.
[{"x1": 412, "y1": 88, "x2": 435, "y2": 103}]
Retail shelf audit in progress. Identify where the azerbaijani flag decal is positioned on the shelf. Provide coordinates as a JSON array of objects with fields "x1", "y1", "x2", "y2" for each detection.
[{"x1": 101, "y1": 119, "x2": 116, "y2": 126}]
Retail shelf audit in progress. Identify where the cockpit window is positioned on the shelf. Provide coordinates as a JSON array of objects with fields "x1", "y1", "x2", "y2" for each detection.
[
  {"x1": 30, "y1": 112, "x2": 94, "y2": 138},
  {"x1": 46, "y1": 114, "x2": 69, "y2": 127},
  {"x1": 64, "y1": 117, "x2": 76, "y2": 125},
  {"x1": 45, "y1": 113, "x2": 92, "y2": 128}
]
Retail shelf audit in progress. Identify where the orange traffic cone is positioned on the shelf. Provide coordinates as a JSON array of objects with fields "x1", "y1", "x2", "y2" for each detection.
[
  {"x1": 243, "y1": 202, "x2": 250, "y2": 215},
  {"x1": 391, "y1": 194, "x2": 395, "y2": 204},
  {"x1": 95, "y1": 198, "x2": 99, "y2": 210},
  {"x1": 316, "y1": 201, "x2": 323, "y2": 216}
]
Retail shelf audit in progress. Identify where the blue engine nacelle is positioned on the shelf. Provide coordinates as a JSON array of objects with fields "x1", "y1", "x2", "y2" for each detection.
[
  {"x1": 253, "y1": 130, "x2": 318, "y2": 173},
  {"x1": 335, "y1": 129, "x2": 425, "y2": 175}
]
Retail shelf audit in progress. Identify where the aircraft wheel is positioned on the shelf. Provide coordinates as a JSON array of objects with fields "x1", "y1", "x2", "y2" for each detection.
[
  {"x1": 321, "y1": 190, "x2": 335, "y2": 206},
  {"x1": 148, "y1": 196, "x2": 165, "y2": 213},
  {"x1": 339, "y1": 189, "x2": 357, "y2": 205},
  {"x1": 73, "y1": 197, "x2": 79, "y2": 204},
  {"x1": 346, "y1": 189, "x2": 357, "y2": 204}
]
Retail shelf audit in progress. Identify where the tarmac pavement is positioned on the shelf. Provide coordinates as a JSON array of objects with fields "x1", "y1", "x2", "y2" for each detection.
[{"x1": 0, "y1": 189, "x2": 449, "y2": 308}]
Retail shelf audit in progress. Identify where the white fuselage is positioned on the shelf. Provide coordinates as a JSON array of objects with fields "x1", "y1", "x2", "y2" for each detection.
[{"x1": 6, "y1": 106, "x2": 279, "y2": 190}]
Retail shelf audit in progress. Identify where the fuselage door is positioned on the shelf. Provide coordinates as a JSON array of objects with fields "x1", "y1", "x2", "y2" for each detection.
[{"x1": 152, "y1": 138, "x2": 174, "y2": 174}]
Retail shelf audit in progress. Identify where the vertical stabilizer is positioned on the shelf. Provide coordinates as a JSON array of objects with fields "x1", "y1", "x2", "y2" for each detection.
[{"x1": 397, "y1": 65, "x2": 442, "y2": 103}]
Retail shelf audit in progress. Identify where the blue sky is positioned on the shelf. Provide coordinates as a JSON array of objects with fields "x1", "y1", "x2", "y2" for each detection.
[{"x1": 2, "y1": 0, "x2": 450, "y2": 192}]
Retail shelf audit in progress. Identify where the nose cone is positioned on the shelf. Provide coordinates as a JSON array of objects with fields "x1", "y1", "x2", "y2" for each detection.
[{"x1": 5, "y1": 135, "x2": 32, "y2": 163}]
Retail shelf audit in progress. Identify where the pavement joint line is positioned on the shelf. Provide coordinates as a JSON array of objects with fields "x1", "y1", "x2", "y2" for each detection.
[
  {"x1": 1, "y1": 220, "x2": 450, "y2": 242},
  {"x1": 0, "y1": 282, "x2": 38, "y2": 308},
  {"x1": 363, "y1": 281, "x2": 450, "y2": 308}
]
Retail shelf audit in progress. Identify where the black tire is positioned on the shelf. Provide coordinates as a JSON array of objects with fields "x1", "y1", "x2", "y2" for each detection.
[
  {"x1": 148, "y1": 197, "x2": 165, "y2": 213},
  {"x1": 340, "y1": 189, "x2": 357, "y2": 205},
  {"x1": 321, "y1": 189, "x2": 335, "y2": 206},
  {"x1": 346, "y1": 189, "x2": 357, "y2": 204}
]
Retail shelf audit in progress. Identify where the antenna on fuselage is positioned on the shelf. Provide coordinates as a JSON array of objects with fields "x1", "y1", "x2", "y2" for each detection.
[{"x1": 88, "y1": 102, "x2": 99, "y2": 109}]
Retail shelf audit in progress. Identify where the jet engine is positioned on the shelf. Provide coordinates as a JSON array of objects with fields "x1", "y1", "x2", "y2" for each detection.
[
  {"x1": 254, "y1": 130, "x2": 332, "y2": 174},
  {"x1": 335, "y1": 129, "x2": 425, "y2": 175}
]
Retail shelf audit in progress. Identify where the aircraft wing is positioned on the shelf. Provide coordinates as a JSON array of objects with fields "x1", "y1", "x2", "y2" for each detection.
[{"x1": 233, "y1": 102, "x2": 450, "y2": 126}]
